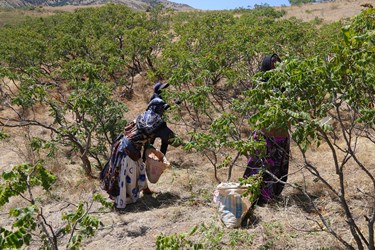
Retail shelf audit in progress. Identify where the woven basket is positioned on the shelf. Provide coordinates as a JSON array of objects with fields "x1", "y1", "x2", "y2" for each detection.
[{"x1": 145, "y1": 148, "x2": 170, "y2": 183}]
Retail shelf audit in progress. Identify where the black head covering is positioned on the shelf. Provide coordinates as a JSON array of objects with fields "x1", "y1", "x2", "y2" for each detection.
[
  {"x1": 260, "y1": 53, "x2": 281, "y2": 72},
  {"x1": 150, "y1": 82, "x2": 170, "y2": 102},
  {"x1": 147, "y1": 97, "x2": 170, "y2": 115},
  {"x1": 153, "y1": 82, "x2": 169, "y2": 95},
  {"x1": 260, "y1": 54, "x2": 286, "y2": 93}
]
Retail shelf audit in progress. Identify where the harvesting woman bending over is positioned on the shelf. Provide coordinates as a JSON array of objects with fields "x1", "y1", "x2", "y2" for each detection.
[
  {"x1": 243, "y1": 53, "x2": 290, "y2": 204},
  {"x1": 100, "y1": 97, "x2": 173, "y2": 210}
]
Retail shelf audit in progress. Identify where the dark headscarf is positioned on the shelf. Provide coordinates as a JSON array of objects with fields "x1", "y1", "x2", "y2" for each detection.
[
  {"x1": 260, "y1": 54, "x2": 285, "y2": 93},
  {"x1": 150, "y1": 82, "x2": 170, "y2": 102},
  {"x1": 154, "y1": 82, "x2": 169, "y2": 94},
  {"x1": 147, "y1": 97, "x2": 170, "y2": 115},
  {"x1": 260, "y1": 53, "x2": 281, "y2": 72}
]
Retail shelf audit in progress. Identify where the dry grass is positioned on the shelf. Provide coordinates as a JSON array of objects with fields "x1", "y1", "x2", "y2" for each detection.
[
  {"x1": 2, "y1": 73, "x2": 373, "y2": 249},
  {"x1": 0, "y1": 5, "x2": 106, "y2": 27},
  {"x1": 0, "y1": 1, "x2": 374, "y2": 249},
  {"x1": 276, "y1": 0, "x2": 373, "y2": 23},
  {"x1": 0, "y1": 6, "x2": 57, "y2": 26}
]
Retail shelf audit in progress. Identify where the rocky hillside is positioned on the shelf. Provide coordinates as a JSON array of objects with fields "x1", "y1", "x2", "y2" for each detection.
[{"x1": 0, "y1": 0, "x2": 194, "y2": 11}]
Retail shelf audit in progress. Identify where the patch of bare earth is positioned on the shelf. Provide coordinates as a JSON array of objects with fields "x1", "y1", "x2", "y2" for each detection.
[
  {"x1": 277, "y1": 0, "x2": 374, "y2": 23},
  {"x1": 1, "y1": 1, "x2": 374, "y2": 249}
]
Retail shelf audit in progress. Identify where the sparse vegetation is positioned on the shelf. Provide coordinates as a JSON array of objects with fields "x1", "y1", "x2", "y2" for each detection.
[
  {"x1": 0, "y1": 163, "x2": 111, "y2": 249},
  {"x1": 0, "y1": 2, "x2": 373, "y2": 249}
]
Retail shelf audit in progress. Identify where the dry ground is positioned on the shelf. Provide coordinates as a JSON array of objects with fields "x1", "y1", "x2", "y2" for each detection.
[
  {"x1": 45, "y1": 0, "x2": 374, "y2": 23},
  {"x1": 1, "y1": 1, "x2": 374, "y2": 249},
  {"x1": 277, "y1": 0, "x2": 374, "y2": 23}
]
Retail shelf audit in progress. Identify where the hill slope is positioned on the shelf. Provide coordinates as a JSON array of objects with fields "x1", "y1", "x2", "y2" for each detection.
[
  {"x1": 277, "y1": 0, "x2": 372, "y2": 23},
  {"x1": 0, "y1": 0, "x2": 194, "y2": 11},
  {"x1": 0, "y1": 1, "x2": 373, "y2": 250}
]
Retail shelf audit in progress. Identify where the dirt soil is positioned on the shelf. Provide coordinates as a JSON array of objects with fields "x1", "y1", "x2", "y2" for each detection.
[
  {"x1": 0, "y1": 1, "x2": 374, "y2": 249},
  {"x1": 277, "y1": 0, "x2": 374, "y2": 23}
]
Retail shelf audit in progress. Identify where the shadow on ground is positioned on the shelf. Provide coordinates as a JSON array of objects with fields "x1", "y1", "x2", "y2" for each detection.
[
  {"x1": 120, "y1": 192, "x2": 181, "y2": 213},
  {"x1": 283, "y1": 192, "x2": 320, "y2": 213}
]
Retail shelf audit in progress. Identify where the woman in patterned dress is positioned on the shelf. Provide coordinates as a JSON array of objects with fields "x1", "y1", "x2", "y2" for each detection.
[
  {"x1": 243, "y1": 54, "x2": 290, "y2": 204},
  {"x1": 100, "y1": 97, "x2": 172, "y2": 209}
]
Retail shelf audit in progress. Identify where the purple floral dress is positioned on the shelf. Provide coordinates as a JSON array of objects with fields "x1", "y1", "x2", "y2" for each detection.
[{"x1": 243, "y1": 131, "x2": 290, "y2": 203}]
